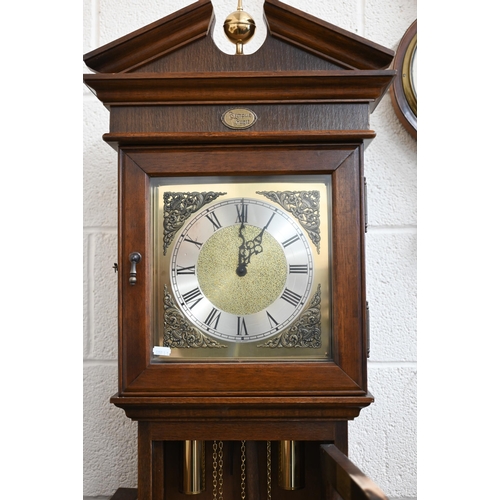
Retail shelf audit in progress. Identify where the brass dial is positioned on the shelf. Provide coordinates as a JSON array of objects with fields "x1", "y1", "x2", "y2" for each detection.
[
  {"x1": 170, "y1": 198, "x2": 314, "y2": 342},
  {"x1": 152, "y1": 176, "x2": 332, "y2": 361},
  {"x1": 197, "y1": 224, "x2": 288, "y2": 316}
]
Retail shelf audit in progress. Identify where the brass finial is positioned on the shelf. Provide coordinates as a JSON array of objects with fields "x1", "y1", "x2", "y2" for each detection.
[{"x1": 223, "y1": 0, "x2": 256, "y2": 55}]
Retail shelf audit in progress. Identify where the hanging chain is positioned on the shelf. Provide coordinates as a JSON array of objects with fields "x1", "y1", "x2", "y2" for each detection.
[
  {"x1": 212, "y1": 441, "x2": 224, "y2": 500},
  {"x1": 218, "y1": 441, "x2": 224, "y2": 500},
  {"x1": 266, "y1": 441, "x2": 272, "y2": 500},
  {"x1": 212, "y1": 441, "x2": 218, "y2": 500},
  {"x1": 240, "y1": 440, "x2": 247, "y2": 500}
]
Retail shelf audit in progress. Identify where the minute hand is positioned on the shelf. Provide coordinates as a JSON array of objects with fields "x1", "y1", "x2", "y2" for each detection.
[
  {"x1": 244, "y1": 212, "x2": 276, "y2": 263},
  {"x1": 236, "y1": 212, "x2": 276, "y2": 277}
]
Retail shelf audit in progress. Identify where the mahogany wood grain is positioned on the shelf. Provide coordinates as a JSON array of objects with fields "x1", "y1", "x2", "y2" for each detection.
[
  {"x1": 110, "y1": 397, "x2": 373, "y2": 434},
  {"x1": 140, "y1": 34, "x2": 345, "y2": 73},
  {"x1": 83, "y1": 0, "x2": 394, "y2": 74},
  {"x1": 137, "y1": 423, "x2": 153, "y2": 500},
  {"x1": 118, "y1": 152, "x2": 152, "y2": 391},
  {"x1": 320, "y1": 444, "x2": 389, "y2": 500},
  {"x1": 104, "y1": 131, "x2": 376, "y2": 151},
  {"x1": 84, "y1": 71, "x2": 394, "y2": 110},
  {"x1": 108, "y1": 104, "x2": 371, "y2": 135},
  {"x1": 117, "y1": 146, "x2": 368, "y2": 401},
  {"x1": 124, "y1": 146, "x2": 357, "y2": 176},
  {"x1": 152, "y1": 441, "x2": 165, "y2": 500},
  {"x1": 331, "y1": 146, "x2": 367, "y2": 388},
  {"x1": 264, "y1": 0, "x2": 394, "y2": 70},
  {"x1": 245, "y1": 441, "x2": 260, "y2": 500},
  {"x1": 83, "y1": 0, "x2": 213, "y2": 73}
]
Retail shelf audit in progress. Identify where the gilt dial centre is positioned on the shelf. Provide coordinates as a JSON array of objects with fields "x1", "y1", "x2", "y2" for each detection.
[{"x1": 197, "y1": 225, "x2": 287, "y2": 316}]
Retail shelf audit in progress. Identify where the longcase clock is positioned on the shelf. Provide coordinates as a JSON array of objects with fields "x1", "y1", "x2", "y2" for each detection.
[{"x1": 83, "y1": 1, "x2": 395, "y2": 499}]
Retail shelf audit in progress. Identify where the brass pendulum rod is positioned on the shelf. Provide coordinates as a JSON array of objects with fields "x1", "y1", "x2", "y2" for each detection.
[
  {"x1": 181, "y1": 440, "x2": 205, "y2": 495},
  {"x1": 278, "y1": 440, "x2": 305, "y2": 491}
]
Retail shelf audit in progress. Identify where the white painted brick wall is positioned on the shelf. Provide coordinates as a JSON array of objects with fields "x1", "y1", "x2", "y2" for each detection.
[{"x1": 83, "y1": 1, "x2": 417, "y2": 499}]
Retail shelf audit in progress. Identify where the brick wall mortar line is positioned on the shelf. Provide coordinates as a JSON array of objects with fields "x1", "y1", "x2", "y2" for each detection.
[{"x1": 88, "y1": 233, "x2": 96, "y2": 356}]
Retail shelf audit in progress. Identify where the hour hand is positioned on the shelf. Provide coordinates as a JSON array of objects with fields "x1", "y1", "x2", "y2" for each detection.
[
  {"x1": 236, "y1": 222, "x2": 249, "y2": 276},
  {"x1": 245, "y1": 231, "x2": 264, "y2": 258},
  {"x1": 243, "y1": 212, "x2": 274, "y2": 263}
]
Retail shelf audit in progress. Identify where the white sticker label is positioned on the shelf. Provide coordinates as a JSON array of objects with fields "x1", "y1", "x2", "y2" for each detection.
[{"x1": 153, "y1": 346, "x2": 171, "y2": 356}]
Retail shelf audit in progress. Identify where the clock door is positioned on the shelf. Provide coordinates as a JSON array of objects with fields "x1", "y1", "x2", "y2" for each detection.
[{"x1": 118, "y1": 144, "x2": 368, "y2": 402}]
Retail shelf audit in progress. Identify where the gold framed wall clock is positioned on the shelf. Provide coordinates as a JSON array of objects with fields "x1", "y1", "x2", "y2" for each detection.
[{"x1": 391, "y1": 19, "x2": 417, "y2": 138}]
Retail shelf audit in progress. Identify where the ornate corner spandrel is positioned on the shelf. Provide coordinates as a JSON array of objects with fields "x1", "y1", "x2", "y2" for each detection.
[
  {"x1": 257, "y1": 284, "x2": 321, "y2": 349},
  {"x1": 257, "y1": 190, "x2": 321, "y2": 253},
  {"x1": 163, "y1": 285, "x2": 227, "y2": 349},
  {"x1": 163, "y1": 191, "x2": 226, "y2": 254}
]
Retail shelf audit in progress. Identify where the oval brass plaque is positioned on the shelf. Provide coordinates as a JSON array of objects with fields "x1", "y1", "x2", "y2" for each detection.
[{"x1": 221, "y1": 108, "x2": 257, "y2": 130}]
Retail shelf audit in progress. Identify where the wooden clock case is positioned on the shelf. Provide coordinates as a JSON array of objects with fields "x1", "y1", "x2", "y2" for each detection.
[{"x1": 84, "y1": 1, "x2": 395, "y2": 498}]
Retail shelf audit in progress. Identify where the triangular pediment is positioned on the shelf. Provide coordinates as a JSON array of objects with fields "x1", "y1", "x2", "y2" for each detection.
[
  {"x1": 83, "y1": 0, "x2": 393, "y2": 74},
  {"x1": 83, "y1": 0, "x2": 395, "y2": 113}
]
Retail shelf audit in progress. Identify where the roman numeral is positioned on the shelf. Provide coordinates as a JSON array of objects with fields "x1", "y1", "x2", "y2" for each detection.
[
  {"x1": 289, "y1": 264, "x2": 309, "y2": 274},
  {"x1": 282, "y1": 234, "x2": 300, "y2": 248},
  {"x1": 206, "y1": 212, "x2": 222, "y2": 231},
  {"x1": 237, "y1": 316, "x2": 248, "y2": 336},
  {"x1": 204, "y1": 308, "x2": 221, "y2": 330},
  {"x1": 176, "y1": 265, "x2": 196, "y2": 275},
  {"x1": 266, "y1": 311, "x2": 279, "y2": 328},
  {"x1": 281, "y1": 288, "x2": 302, "y2": 307},
  {"x1": 184, "y1": 236, "x2": 203, "y2": 249},
  {"x1": 182, "y1": 287, "x2": 203, "y2": 309},
  {"x1": 236, "y1": 202, "x2": 248, "y2": 223}
]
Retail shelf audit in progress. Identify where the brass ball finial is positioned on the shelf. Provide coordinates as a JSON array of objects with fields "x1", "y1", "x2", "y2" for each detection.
[{"x1": 223, "y1": 0, "x2": 256, "y2": 55}]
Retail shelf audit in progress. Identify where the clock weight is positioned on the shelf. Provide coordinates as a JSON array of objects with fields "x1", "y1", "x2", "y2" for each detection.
[
  {"x1": 180, "y1": 440, "x2": 305, "y2": 498},
  {"x1": 181, "y1": 440, "x2": 205, "y2": 495},
  {"x1": 278, "y1": 441, "x2": 305, "y2": 491}
]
